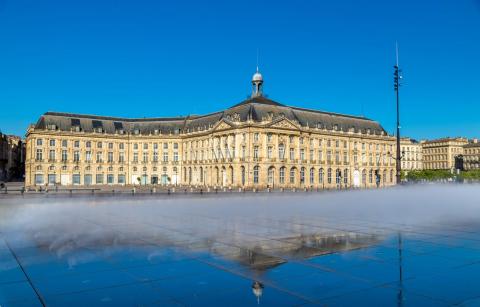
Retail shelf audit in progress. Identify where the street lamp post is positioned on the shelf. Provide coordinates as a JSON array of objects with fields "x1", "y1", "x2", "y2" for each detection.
[{"x1": 394, "y1": 43, "x2": 403, "y2": 185}]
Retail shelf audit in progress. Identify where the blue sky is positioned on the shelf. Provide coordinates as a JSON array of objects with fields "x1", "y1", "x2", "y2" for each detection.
[{"x1": 1, "y1": 0, "x2": 479, "y2": 139}]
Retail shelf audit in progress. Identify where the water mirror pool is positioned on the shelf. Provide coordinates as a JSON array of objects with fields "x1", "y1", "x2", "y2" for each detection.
[{"x1": 1, "y1": 185, "x2": 480, "y2": 306}]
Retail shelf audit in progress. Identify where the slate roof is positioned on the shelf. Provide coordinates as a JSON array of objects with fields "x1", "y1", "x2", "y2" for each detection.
[{"x1": 34, "y1": 96, "x2": 388, "y2": 136}]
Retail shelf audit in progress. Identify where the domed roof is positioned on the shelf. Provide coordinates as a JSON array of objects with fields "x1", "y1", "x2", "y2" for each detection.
[{"x1": 252, "y1": 70, "x2": 263, "y2": 82}]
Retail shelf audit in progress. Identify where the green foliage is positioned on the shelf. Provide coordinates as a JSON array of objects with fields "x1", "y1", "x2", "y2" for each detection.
[
  {"x1": 459, "y1": 170, "x2": 480, "y2": 180},
  {"x1": 406, "y1": 169, "x2": 454, "y2": 181},
  {"x1": 405, "y1": 169, "x2": 480, "y2": 181}
]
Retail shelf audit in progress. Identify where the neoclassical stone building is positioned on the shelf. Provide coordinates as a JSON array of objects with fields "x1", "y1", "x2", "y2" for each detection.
[
  {"x1": 25, "y1": 70, "x2": 396, "y2": 189},
  {"x1": 400, "y1": 137, "x2": 423, "y2": 173},
  {"x1": 422, "y1": 137, "x2": 468, "y2": 170}
]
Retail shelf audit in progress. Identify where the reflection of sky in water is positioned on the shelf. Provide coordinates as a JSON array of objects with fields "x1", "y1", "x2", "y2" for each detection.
[{"x1": 1, "y1": 184, "x2": 480, "y2": 306}]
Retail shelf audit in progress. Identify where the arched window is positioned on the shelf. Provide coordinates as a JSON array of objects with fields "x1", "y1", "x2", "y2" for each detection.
[
  {"x1": 290, "y1": 167, "x2": 296, "y2": 184},
  {"x1": 319, "y1": 168, "x2": 324, "y2": 184},
  {"x1": 300, "y1": 167, "x2": 305, "y2": 184},
  {"x1": 336, "y1": 169, "x2": 341, "y2": 185},
  {"x1": 241, "y1": 166, "x2": 246, "y2": 185},
  {"x1": 200, "y1": 167, "x2": 204, "y2": 182},
  {"x1": 279, "y1": 167, "x2": 285, "y2": 184},
  {"x1": 310, "y1": 168, "x2": 315, "y2": 184},
  {"x1": 362, "y1": 169, "x2": 366, "y2": 184},
  {"x1": 253, "y1": 166, "x2": 259, "y2": 184},
  {"x1": 369, "y1": 170, "x2": 373, "y2": 184},
  {"x1": 268, "y1": 167, "x2": 274, "y2": 185},
  {"x1": 327, "y1": 168, "x2": 332, "y2": 184},
  {"x1": 188, "y1": 167, "x2": 192, "y2": 183}
]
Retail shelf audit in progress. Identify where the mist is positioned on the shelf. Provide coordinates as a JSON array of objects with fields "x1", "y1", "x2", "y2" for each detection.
[{"x1": 1, "y1": 184, "x2": 480, "y2": 270}]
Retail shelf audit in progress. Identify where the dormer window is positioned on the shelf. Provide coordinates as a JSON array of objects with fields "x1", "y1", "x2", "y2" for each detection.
[
  {"x1": 92, "y1": 120, "x2": 103, "y2": 133},
  {"x1": 71, "y1": 118, "x2": 81, "y2": 132}
]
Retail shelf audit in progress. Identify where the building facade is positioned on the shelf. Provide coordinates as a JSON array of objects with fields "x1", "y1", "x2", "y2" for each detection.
[
  {"x1": 399, "y1": 138, "x2": 422, "y2": 172},
  {"x1": 0, "y1": 133, "x2": 25, "y2": 181},
  {"x1": 463, "y1": 140, "x2": 480, "y2": 170},
  {"x1": 25, "y1": 71, "x2": 396, "y2": 189},
  {"x1": 421, "y1": 137, "x2": 468, "y2": 170}
]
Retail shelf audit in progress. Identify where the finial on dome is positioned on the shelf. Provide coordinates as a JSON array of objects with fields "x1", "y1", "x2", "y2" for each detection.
[{"x1": 251, "y1": 67, "x2": 263, "y2": 97}]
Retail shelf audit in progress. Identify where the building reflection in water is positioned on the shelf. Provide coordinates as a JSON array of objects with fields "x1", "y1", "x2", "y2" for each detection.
[{"x1": 21, "y1": 226, "x2": 380, "y2": 304}]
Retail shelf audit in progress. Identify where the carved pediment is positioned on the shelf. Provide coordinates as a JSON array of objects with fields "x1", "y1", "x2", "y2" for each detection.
[
  {"x1": 213, "y1": 120, "x2": 234, "y2": 131},
  {"x1": 268, "y1": 118, "x2": 299, "y2": 130}
]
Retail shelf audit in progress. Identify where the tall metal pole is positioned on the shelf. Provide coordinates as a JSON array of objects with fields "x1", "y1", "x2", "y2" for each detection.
[{"x1": 394, "y1": 43, "x2": 402, "y2": 184}]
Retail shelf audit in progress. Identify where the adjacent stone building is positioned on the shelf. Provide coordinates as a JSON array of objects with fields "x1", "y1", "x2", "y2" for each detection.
[
  {"x1": 0, "y1": 133, "x2": 25, "y2": 181},
  {"x1": 25, "y1": 70, "x2": 396, "y2": 189},
  {"x1": 463, "y1": 139, "x2": 480, "y2": 170},
  {"x1": 399, "y1": 138, "x2": 422, "y2": 172},
  {"x1": 421, "y1": 137, "x2": 468, "y2": 170}
]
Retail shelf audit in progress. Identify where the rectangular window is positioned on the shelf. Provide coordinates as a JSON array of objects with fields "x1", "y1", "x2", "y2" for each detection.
[
  {"x1": 35, "y1": 174, "x2": 44, "y2": 185},
  {"x1": 96, "y1": 174, "x2": 104, "y2": 184},
  {"x1": 119, "y1": 143, "x2": 124, "y2": 150},
  {"x1": 153, "y1": 152, "x2": 158, "y2": 162},
  {"x1": 96, "y1": 152, "x2": 103, "y2": 163},
  {"x1": 48, "y1": 174, "x2": 56, "y2": 185},
  {"x1": 72, "y1": 174, "x2": 81, "y2": 185},
  {"x1": 108, "y1": 152, "x2": 114, "y2": 163},
  {"x1": 49, "y1": 139, "x2": 56, "y2": 147},
  {"x1": 36, "y1": 139, "x2": 43, "y2": 146},
  {"x1": 36, "y1": 149, "x2": 43, "y2": 161},
  {"x1": 253, "y1": 146, "x2": 259, "y2": 159},
  {"x1": 107, "y1": 174, "x2": 114, "y2": 184},
  {"x1": 279, "y1": 168, "x2": 285, "y2": 184},
  {"x1": 62, "y1": 140, "x2": 68, "y2": 147},
  {"x1": 289, "y1": 148, "x2": 295, "y2": 160},
  {"x1": 97, "y1": 142, "x2": 102, "y2": 149},
  {"x1": 62, "y1": 150, "x2": 68, "y2": 162},
  {"x1": 142, "y1": 152, "x2": 148, "y2": 162},
  {"x1": 49, "y1": 150, "x2": 55, "y2": 161},
  {"x1": 267, "y1": 146, "x2": 272, "y2": 159},
  {"x1": 163, "y1": 152, "x2": 168, "y2": 162},
  {"x1": 267, "y1": 133, "x2": 272, "y2": 142},
  {"x1": 118, "y1": 174, "x2": 125, "y2": 184},
  {"x1": 133, "y1": 152, "x2": 138, "y2": 162},
  {"x1": 309, "y1": 150, "x2": 314, "y2": 161},
  {"x1": 74, "y1": 151, "x2": 80, "y2": 162},
  {"x1": 84, "y1": 174, "x2": 92, "y2": 185},
  {"x1": 86, "y1": 151, "x2": 92, "y2": 162},
  {"x1": 173, "y1": 143, "x2": 178, "y2": 150},
  {"x1": 74, "y1": 141, "x2": 80, "y2": 148},
  {"x1": 119, "y1": 152, "x2": 125, "y2": 163},
  {"x1": 143, "y1": 143, "x2": 148, "y2": 150},
  {"x1": 163, "y1": 143, "x2": 168, "y2": 150},
  {"x1": 173, "y1": 152, "x2": 178, "y2": 161},
  {"x1": 300, "y1": 149, "x2": 305, "y2": 160}
]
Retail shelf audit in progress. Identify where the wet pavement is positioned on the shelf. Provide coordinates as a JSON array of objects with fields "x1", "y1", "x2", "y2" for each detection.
[{"x1": 1, "y1": 185, "x2": 480, "y2": 306}]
